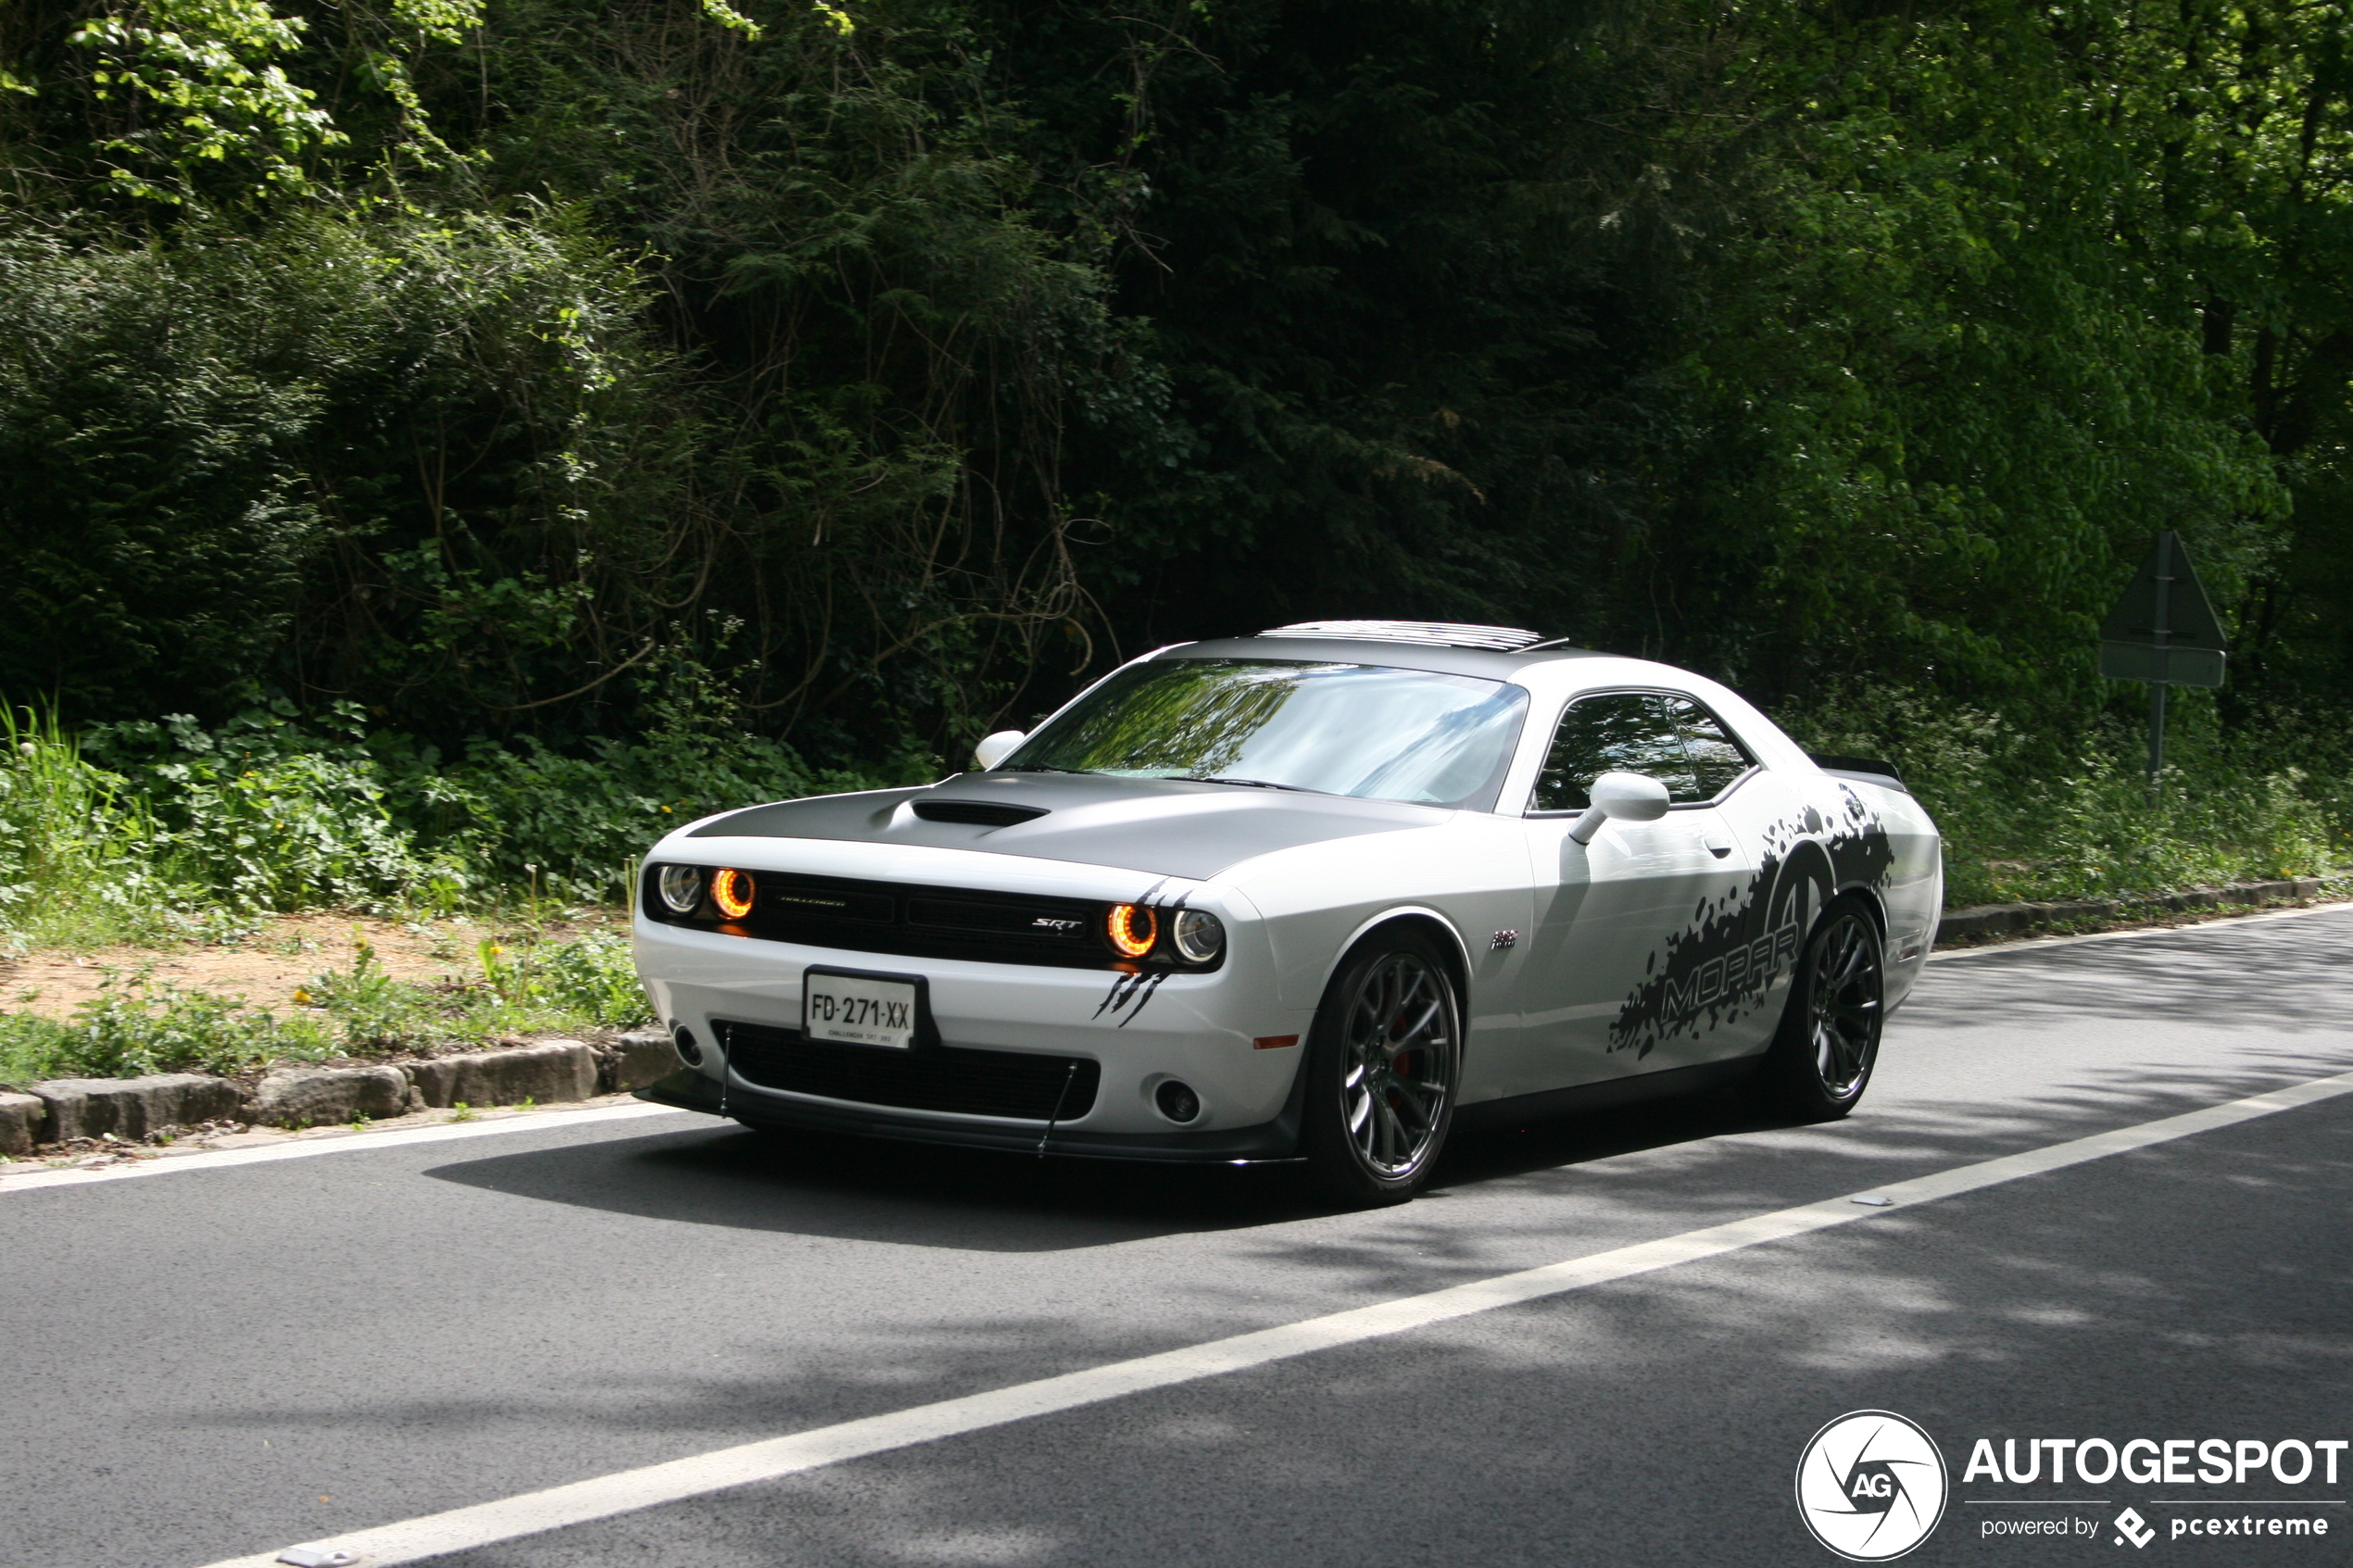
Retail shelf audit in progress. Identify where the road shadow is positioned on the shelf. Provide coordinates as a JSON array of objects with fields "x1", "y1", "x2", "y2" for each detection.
[
  {"x1": 422, "y1": 1087, "x2": 1811, "y2": 1252},
  {"x1": 422, "y1": 1039, "x2": 2353, "y2": 1258},
  {"x1": 424, "y1": 1119, "x2": 1315, "y2": 1251}
]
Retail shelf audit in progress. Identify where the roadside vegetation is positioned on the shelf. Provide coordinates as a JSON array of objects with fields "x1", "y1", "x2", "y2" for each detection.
[
  {"x1": 0, "y1": 686, "x2": 865, "y2": 1088},
  {"x1": 0, "y1": 928, "x2": 646, "y2": 1087}
]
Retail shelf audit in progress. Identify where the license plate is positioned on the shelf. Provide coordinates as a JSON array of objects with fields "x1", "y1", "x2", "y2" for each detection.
[{"x1": 803, "y1": 970, "x2": 918, "y2": 1049}]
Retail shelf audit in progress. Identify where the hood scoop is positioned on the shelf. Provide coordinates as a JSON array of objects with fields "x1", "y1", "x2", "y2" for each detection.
[{"x1": 911, "y1": 798, "x2": 1051, "y2": 828}]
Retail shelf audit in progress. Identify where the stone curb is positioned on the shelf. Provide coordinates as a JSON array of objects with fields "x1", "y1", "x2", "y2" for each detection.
[
  {"x1": 8, "y1": 1028, "x2": 681, "y2": 1147},
  {"x1": 405, "y1": 1040, "x2": 598, "y2": 1111},
  {"x1": 595, "y1": 1030, "x2": 683, "y2": 1097},
  {"x1": 31, "y1": 1073, "x2": 245, "y2": 1144},
  {"x1": 1934, "y1": 877, "x2": 2331, "y2": 947},
  {"x1": 245, "y1": 1064, "x2": 420, "y2": 1129},
  {"x1": 0, "y1": 1092, "x2": 45, "y2": 1158}
]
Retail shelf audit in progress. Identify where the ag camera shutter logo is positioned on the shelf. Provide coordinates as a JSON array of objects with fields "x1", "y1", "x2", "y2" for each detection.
[{"x1": 1796, "y1": 1411, "x2": 1950, "y2": 1561}]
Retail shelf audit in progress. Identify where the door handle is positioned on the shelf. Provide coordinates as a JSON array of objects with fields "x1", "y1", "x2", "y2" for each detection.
[{"x1": 1703, "y1": 835, "x2": 1732, "y2": 859}]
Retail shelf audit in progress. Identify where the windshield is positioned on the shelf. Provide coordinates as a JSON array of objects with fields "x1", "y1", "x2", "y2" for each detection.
[{"x1": 1002, "y1": 659, "x2": 1529, "y2": 810}]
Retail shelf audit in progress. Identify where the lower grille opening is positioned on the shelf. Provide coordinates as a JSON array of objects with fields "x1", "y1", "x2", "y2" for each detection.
[{"x1": 721, "y1": 1020, "x2": 1100, "y2": 1121}]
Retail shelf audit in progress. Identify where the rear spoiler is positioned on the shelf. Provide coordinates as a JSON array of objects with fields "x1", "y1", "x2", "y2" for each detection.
[{"x1": 1807, "y1": 753, "x2": 1908, "y2": 794}]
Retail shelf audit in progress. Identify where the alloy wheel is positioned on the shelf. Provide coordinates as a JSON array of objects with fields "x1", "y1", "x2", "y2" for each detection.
[
  {"x1": 1806, "y1": 909, "x2": 1883, "y2": 1098},
  {"x1": 1338, "y1": 951, "x2": 1457, "y2": 1177}
]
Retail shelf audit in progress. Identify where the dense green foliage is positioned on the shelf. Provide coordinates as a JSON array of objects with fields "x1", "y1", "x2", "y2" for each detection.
[
  {"x1": 0, "y1": 672, "x2": 857, "y2": 950},
  {"x1": 2, "y1": 0, "x2": 2349, "y2": 916}
]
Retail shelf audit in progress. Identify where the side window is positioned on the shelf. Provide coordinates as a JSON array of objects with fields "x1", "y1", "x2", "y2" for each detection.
[
  {"x1": 1530, "y1": 694, "x2": 1696, "y2": 811},
  {"x1": 1664, "y1": 696, "x2": 1756, "y2": 800}
]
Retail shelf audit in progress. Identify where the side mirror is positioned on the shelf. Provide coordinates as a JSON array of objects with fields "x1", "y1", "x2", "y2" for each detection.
[
  {"x1": 1567, "y1": 771, "x2": 1671, "y2": 844},
  {"x1": 972, "y1": 730, "x2": 1027, "y2": 770}
]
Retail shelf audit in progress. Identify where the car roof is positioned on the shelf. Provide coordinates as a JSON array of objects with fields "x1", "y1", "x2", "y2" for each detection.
[{"x1": 1154, "y1": 628, "x2": 1608, "y2": 682}]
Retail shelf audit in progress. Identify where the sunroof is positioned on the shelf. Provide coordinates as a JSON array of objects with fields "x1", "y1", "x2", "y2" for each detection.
[{"x1": 1256, "y1": 620, "x2": 1552, "y2": 651}]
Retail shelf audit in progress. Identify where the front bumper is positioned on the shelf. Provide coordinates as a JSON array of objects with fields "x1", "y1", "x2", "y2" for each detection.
[{"x1": 633, "y1": 907, "x2": 1313, "y2": 1156}]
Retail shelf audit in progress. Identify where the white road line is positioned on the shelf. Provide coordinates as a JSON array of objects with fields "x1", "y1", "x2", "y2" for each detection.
[
  {"x1": 0, "y1": 1102, "x2": 683, "y2": 1195},
  {"x1": 192, "y1": 1065, "x2": 2353, "y2": 1568}
]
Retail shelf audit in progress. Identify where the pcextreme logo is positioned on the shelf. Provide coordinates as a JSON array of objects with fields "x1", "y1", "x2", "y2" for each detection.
[{"x1": 1796, "y1": 1411, "x2": 1951, "y2": 1562}]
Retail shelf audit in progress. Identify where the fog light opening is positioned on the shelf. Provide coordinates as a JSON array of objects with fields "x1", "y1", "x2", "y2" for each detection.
[
  {"x1": 673, "y1": 1025, "x2": 703, "y2": 1067},
  {"x1": 1153, "y1": 1079, "x2": 1202, "y2": 1124}
]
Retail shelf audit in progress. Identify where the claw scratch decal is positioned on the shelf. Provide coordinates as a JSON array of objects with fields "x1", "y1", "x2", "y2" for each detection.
[
  {"x1": 1608, "y1": 788, "x2": 1897, "y2": 1059},
  {"x1": 1091, "y1": 884, "x2": 1186, "y2": 1027},
  {"x1": 1093, "y1": 969, "x2": 1166, "y2": 1026}
]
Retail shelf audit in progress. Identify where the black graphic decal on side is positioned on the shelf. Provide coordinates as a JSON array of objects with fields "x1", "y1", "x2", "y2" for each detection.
[
  {"x1": 1824, "y1": 784, "x2": 1898, "y2": 892},
  {"x1": 1609, "y1": 840, "x2": 1805, "y2": 1060},
  {"x1": 1608, "y1": 789, "x2": 1894, "y2": 1058}
]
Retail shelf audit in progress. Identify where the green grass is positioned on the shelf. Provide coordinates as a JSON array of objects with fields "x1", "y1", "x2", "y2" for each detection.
[{"x1": 0, "y1": 930, "x2": 651, "y2": 1091}]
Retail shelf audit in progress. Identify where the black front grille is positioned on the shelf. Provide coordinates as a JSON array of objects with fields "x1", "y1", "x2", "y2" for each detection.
[
  {"x1": 644, "y1": 867, "x2": 1116, "y2": 968},
  {"x1": 722, "y1": 1020, "x2": 1100, "y2": 1121}
]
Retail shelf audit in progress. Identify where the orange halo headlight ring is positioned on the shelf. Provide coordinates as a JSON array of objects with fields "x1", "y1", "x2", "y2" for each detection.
[
  {"x1": 711, "y1": 867, "x2": 756, "y2": 921},
  {"x1": 1106, "y1": 902, "x2": 1159, "y2": 959}
]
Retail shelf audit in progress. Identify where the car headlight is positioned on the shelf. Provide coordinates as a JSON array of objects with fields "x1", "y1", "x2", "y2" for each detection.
[
  {"x1": 656, "y1": 864, "x2": 703, "y2": 915},
  {"x1": 1173, "y1": 909, "x2": 1225, "y2": 963},
  {"x1": 711, "y1": 867, "x2": 756, "y2": 920},
  {"x1": 1106, "y1": 902, "x2": 1159, "y2": 958}
]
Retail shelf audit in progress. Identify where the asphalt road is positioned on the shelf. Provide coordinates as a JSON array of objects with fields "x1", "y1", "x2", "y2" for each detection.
[{"x1": 5, "y1": 909, "x2": 2349, "y2": 1568}]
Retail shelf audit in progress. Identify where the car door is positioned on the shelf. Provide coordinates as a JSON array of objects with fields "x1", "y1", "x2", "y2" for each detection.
[{"x1": 1504, "y1": 691, "x2": 1764, "y2": 1096}]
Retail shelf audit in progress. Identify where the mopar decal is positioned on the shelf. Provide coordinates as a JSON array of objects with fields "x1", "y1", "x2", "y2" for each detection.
[
  {"x1": 1609, "y1": 847, "x2": 1801, "y2": 1059},
  {"x1": 1608, "y1": 791, "x2": 1897, "y2": 1058}
]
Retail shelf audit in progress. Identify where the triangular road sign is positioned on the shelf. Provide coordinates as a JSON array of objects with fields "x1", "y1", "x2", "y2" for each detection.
[
  {"x1": 2099, "y1": 532, "x2": 2227, "y2": 689},
  {"x1": 2100, "y1": 532, "x2": 2226, "y2": 649}
]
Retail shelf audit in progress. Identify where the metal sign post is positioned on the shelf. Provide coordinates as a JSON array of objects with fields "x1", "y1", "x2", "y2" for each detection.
[{"x1": 2097, "y1": 531, "x2": 2227, "y2": 787}]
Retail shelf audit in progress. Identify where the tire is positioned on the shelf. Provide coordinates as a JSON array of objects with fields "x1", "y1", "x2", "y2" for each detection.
[
  {"x1": 1301, "y1": 929, "x2": 1464, "y2": 1206},
  {"x1": 1756, "y1": 896, "x2": 1885, "y2": 1120}
]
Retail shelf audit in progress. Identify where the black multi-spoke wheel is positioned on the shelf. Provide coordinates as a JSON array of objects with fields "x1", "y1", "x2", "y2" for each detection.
[
  {"x1": 1302, "y1": 931, "x2": 1462, "y2": 1205},
  {"x1": 1758, "y1": 898, "x2": 1885, "y2": 1119}
]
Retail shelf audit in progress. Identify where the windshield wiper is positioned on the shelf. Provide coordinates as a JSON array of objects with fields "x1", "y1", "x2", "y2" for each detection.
[
  {"x1": 1004, "y1": 763, "x2": 1097, "y2": 774},
  {"x1": 1179, "y1": 775, "x2": 1318, "y2": 793}
]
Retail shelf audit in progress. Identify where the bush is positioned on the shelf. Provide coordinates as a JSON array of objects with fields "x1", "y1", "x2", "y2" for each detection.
[
  {"x1": 1777, "y1": 681, "x2": 2348, "y2": 907},
  {"x1": 86, "y1": 703, "x2": 468, "y2": 915},
  {"x1": 0, "y1": 706, "x2": 190, "y2": 950}
]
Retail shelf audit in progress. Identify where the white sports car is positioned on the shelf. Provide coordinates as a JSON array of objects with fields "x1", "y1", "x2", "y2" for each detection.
[{"x1": 633, "y1": 621, "x2": 1943, "y2": 1203}]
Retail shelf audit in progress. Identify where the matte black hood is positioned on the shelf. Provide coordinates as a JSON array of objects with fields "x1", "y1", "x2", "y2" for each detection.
[{"x1": 686, "y1": 771, "x2": 1448, "y2": 881}]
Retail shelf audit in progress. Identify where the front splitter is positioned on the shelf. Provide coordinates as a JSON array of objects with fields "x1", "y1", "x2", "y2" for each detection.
[{"x1": 633, "y1": 1069, "x2": 1305, "y2": 1164}]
